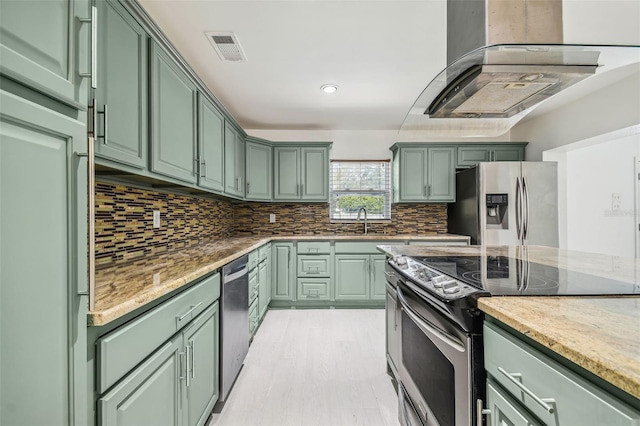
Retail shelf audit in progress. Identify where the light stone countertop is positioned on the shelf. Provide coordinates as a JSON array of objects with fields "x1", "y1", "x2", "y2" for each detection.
[
  {"x1": 90, "y1": 234, "x2": 469, "y2": 326},
  {"x1": 378, "y1": 243, "x2": 640, "y2": 400}
]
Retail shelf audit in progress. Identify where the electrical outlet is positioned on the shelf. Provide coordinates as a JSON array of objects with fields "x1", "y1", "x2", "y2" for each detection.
[
  {"x1": 269, "y1": 214, "x2": 276, "y2": 223},
  {"x1": 153, "y1": 210, "x2": 161, "y2": 228},
  {"x1": 611, "y1": 193, "x2": 622, "y2": 211}
]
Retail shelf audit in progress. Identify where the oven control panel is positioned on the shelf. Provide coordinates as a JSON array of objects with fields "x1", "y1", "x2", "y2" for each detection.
[{"x1": 389, "y1": 255, "x2": 484, "y2": 300}]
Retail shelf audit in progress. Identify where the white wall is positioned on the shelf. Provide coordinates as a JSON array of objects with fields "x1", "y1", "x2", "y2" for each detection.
[
  {"x1": 544, "y1": 130, "x2": 640, "y2": 257},
  {"x1": 563, "y1": 0, "x2": 640, "y2": 45}
]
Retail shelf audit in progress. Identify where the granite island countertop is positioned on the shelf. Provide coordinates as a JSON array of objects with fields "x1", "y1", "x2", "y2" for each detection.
[
  {"x1": 377, "y1": 243, "x2": 640, "y2": 400},
  {"x1": 90, "y1": 233, "x2": 469, "y2": 326}
]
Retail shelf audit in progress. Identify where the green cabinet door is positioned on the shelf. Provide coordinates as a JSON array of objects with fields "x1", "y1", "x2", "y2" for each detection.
[
  {"x1": 371, "y1": 254, "x2": 387, "y2": 300},
  {"x1": 399, "y1": 147, "x2": 428, "y2": 201},
  {"x1": 385, "y1": 286, "x2": 399, "y2": 373},
  {"x1": 426, "y1": 147, "x2": 455, "y2": 202},
  {"x1": 334, "y1": 255, "x2": 369, "y2": 300},
  {"x1": 150, "y1": 41, "x2": 197, "y2": 183},
  {"x1": 184, "y1": 305, "x2": 219, "y2": 426},
  {"x1": 272, "y1": 243, "x2": 294, "y2": 300},
  {"x1": 94, "y1": 0, "x2": 147, "y2": 168},
  {"x1": 300, "y1": 147, "x2": 328, "y2": 200},
  {"x1": 99, "y1": 337, "x2": 182, "y2": 426},
  {"x1": 1, "y1": 91, "x2": 87, "y2": 426},
  {"x1": 258, "y1": 260, "x2": 269, "y2": 318},
  {"x1": 245, "y1": 140, "x2": 272, "y2": 200},
  {"x1": 0, "y1": 0, "x2": 89, "y2": 105},
  {"x1": 224, "y1": 124, "x2": 244, "y2": 197},
  {"x1": 273, "y1": 146, "x2": 300, "y2": 199},
  {"x1": 493, "y1": 146, "x2": 524, "y2": 161},
  {"x1": 198, "y1": 95, "x2": 224, "y2": 192},
  {"x1": 457, "y1": 146, "x2": 491, "y2": 167}
]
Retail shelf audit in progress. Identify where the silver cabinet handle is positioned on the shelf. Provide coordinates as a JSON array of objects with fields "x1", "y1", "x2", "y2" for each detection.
[
  {"x1": 98, "y1": 104, "x2": 107, "y2": 144},
  {"x1": 477, "y1": 399, "x2": 491, "y2": 426},
  {"x1": 497, "y1": 367, "x2": 555, "y2": 414},
  {"x1": 247, "y1": 182, "x2": 250, "y2": 194},
  {"x1": 179, "y1": 351, "x2": 187, "y2": 381},
  {"x1": 176, "y1": 302, "x2": 203, "y2": 323},
  {"x1": 190, "y1": 341, "x2": 195, "y2": 380},
  {"x1": 424, "y1": 185, "x2": 427, "y2": 196},
  {"x1": 185, "y1": 342, "x2": 191, "y2": 387},
  {"x1": 79, "y1": 6, "x2": 98, "y2": 88},
  {"x1": 428, "y1": 185, "x2": 431, "y2": 196},
  {"x1": 515, "y1": 177, "x2": 522, "y2": 241}
]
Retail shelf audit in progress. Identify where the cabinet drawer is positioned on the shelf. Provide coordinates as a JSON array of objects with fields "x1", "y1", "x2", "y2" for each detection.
[
  {"x1": 297, "y1": 255, "x2": 332, "y2": 277},
  {"x1": 484, "y1": 322, "x2": 640, "y2": 426},
  {"x1": 297, "y1": 241, "x2": 331, "y2": 254},
  {"x1": 258, "y1": 244, "x2": 270, "y2": 261},
  {"x1": 97, "y1": 272, "x2": 220, "y2": 394},
  {"x1": 248, "y1": 249, "x2": 259, "y2": 270},
  {"x1": 297, "y1": 278, "x2": 331, "y2": 300},
  {"x1": 334, "y1": 241, "x2": 404, "y2": 253},
  {"x1": 249, "y1": 268, "x2": 258, "y2": 304}
]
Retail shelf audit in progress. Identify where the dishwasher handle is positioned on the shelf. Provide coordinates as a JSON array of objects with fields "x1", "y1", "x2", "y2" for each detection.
[{"x1": 223, "y1": 265, "x2": 248, "y2": 283}]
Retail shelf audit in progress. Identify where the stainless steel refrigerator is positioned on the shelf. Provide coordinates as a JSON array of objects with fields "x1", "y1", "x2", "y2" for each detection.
[{"x1": 448, "y1": 162, "x2": 558, "y2": 246}]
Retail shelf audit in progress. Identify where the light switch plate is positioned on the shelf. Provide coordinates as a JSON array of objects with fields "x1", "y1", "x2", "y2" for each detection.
[
  {"x1": 153, "y1": 210, "x2": 161, "y2": 228},
  {"x1": 269, "y1": 214, "x2": 276, "y2": 223}
]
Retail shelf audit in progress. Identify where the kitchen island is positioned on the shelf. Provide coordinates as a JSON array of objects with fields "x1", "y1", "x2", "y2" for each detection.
[{"x1": 378, "y1": 243, "x2": 640, "y2": 411}]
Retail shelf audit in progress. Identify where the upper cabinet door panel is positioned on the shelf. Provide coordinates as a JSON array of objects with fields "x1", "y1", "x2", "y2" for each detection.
[
  {"x1": 198, "y1": 95, "x2": 225, "y2": 192},
  {"x1": 427, "y1": 147, "x2": 455, "y2": 202},
  {"x1": 150, "y1": 42, "x2": 197, "y2": 183},
  {"x1": 0, "y1": 0, "x2": 89, "y2": 105},
  {"x1": 94, "y1": 0, "x2": 147, "y2": 168},
  {"x1": 273, "y1": 147, "x2": 300, "y2": 200},
  {"x1": 457, "y1": 146, "x2": 490, "y2": 167},
  {"x1": 245, "y1": 141, "x2": 272, "y2": 200},
  {"x1": 493, "y1": 146, "x2": 524, "y2": 162},
  {"x1": 301, "y1": 147, "x2": 328, "y2": 200},
  {"x1": 400, "y1": 148, "x2": 427, "y2": 201}
]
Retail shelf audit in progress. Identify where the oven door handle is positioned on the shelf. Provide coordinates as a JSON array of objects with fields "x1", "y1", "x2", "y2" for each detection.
[{"x1": 397, "y1": 287, "x2": 465, "y2": 352}]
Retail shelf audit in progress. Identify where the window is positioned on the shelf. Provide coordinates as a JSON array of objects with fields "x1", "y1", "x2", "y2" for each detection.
[{"x1": 330, "y1": 160, "x2": 391, "y2": 220}]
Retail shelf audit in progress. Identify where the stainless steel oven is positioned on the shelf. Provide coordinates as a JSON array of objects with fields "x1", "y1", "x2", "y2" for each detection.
[{"x1": 387, "y1": 257, "x2": 485, "y2": 426}]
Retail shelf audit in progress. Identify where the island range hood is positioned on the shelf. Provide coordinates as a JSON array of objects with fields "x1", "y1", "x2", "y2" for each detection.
[{"x1": 399, "y1": 44, "x2": 640, "y2": 138}]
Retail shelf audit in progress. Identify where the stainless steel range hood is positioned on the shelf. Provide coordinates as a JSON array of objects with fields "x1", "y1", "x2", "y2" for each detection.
[{"x1": 400, "y1": 44, "x2": 640, "y2": 138}]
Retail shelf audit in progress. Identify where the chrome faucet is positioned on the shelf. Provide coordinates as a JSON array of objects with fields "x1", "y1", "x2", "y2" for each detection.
[{"x1": 357, "y1": 207, "x2": 368, "y2": 234}]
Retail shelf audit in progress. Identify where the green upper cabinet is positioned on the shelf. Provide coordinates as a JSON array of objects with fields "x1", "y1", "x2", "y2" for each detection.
[
  {"x1": 150, "y1": 41, "x2": 197, "y2": 183},
  {"x1": 392, "y1": 144, "x2": 455, "y2": 203},
  {"x1": 456, "y1": 143, "x2": 526, "y2": 168},
  {"x1": 224, "y1": 123, "x2": 245, "y2": 198},
  {"x1": 198, "y1": 95, "x2": 225, "y2": 192},
  {"x1": 245, "y1": 138, "x2": 273, "y2": 201},
  {"x1": 0, "y1": 0, "x2": 90, "y2": 106},
  {"x1": 273, "y1": 143, "x2": 331, "y2": 202},
  {"x1": 94, "y1": 0, "x2": 147, "y2": 168}
]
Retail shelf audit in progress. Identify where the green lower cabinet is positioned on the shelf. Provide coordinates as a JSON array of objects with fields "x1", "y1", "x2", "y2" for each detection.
[
  {"x1": 271, "y1": 243, "x2": 295, "y2": 301},
  {"x1": 249, "y1": 298, "x2": 259, "y2": 336},
  {"x1": 99, "y1": 336, "x2": 182, "y2": 426},
  {"x1": 486, "y1": 380, "x2": 541, "y2": 426},
  {"x1": 99, "y1": 304, "x2": 219, "y2": 426},
  {"x1": 334, "y1": 254, "x2": 385, "y2": 301},
  {"x1": 258, "y1": 259, "x2": 270, "y2": 319},
  {"x1": 248, "y1": 268, "x2": 258, "y2": 306},
  {"x1": 334, "y1": 255, "x2": 370, "y2": 300},
  {"x1": 385, "y1": 284, "x2": 399, "y2": 376},
  {"x1": 1, "y1": 90, "x2": 87, "y2": 426},
  {"x1": 184, "y1": 305, "x2": 219, "y2": 426}
]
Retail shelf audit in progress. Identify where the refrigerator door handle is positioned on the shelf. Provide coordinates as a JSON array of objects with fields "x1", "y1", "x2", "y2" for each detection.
[
  {"x1": 522, "y1": 177, "x2": 530, "y2": 241},
  {"x1": 515, "y1": 178, "x2": 522, "y2": 241}
]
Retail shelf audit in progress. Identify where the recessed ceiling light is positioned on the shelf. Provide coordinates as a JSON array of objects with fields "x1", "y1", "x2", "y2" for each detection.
[{"x1": 320, "y1": 84, "x2": 338, "y2": 94}]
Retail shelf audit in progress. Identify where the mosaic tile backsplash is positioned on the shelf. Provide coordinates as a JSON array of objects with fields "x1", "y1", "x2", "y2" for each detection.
[
  {"x1": 95, "y1": 182, "x2": 448, "y2": 265},
  {"x1": 95, "y1": 182, "x2": 234, "y2": 265},
  {"x1": 233, "y1": 202, "x2": 447, "y2": 236}
]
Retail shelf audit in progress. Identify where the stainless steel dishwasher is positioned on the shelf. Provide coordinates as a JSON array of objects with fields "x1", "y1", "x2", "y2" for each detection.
[{"x1": 215, "y1": 254, "x2": 249, "y2": 408}]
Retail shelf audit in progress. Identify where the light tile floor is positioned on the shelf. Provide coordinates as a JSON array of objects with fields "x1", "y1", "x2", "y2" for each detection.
[{"x1": 208, "y1": 309, "x2": 400, "y2": 426}]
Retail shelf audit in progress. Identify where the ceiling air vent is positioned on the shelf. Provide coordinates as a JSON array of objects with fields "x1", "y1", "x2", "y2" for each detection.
[{"x1": 205, "y1": 31, "x2": 247, "y2": 62}]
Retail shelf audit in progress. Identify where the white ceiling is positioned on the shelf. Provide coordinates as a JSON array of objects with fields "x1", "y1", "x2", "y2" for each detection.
[{"x1": 138, "y1": 0, "x2": 448, "y2": 132}]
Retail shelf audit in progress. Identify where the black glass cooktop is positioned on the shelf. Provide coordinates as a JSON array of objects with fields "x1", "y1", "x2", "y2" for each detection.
[{"x1": 413, "y1": 255, "x2": 640, "y2": 296}]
